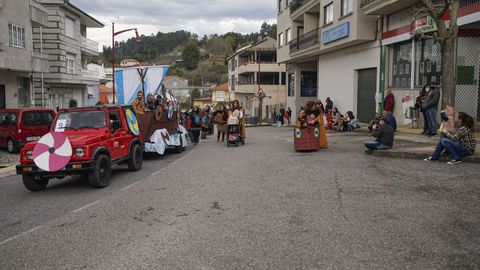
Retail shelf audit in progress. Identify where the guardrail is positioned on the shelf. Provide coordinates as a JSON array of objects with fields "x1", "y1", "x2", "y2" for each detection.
[
  {"x1": 290, "y1": 0, "x2": 310, "y2": 14},
  {"x1": 360, "y1": 0, "x2": 377, "y2": 8},
  {"x1": 289, "y1": 28, "x2": 320, "y2": 54}
]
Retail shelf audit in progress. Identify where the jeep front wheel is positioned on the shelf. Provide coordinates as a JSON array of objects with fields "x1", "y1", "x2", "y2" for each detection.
[
  {"x1": 88, "y1": 154, "x2": 111, "y2": 188},
  {"x1": 23, "y1": 175, "x2": 49, "y2": 191},
  {"x1": 127, "y1": 144, "x2": 143, "y2": 171}
]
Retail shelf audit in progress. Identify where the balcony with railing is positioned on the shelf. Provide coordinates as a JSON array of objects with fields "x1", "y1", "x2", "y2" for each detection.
[
  {"x1": 290, "y1": 0, "x2": 309, "y2": 14},
  {"x1": 81, "y1": 37, "x2": 99, "y2": 55},
  {"x1": 289, "y1": 28, "x2": 320, "y2": 55},
  {"x1": 81, "y1": 69, "x2": 100, "y2": 82},
  {"x1": 30, "y1": 0, "x2": 49, "y2": 27},
  {"x1": 32, "y1": 51, "x2": 49, "y2": 72},
  {"x1": 360, "y1": 0, "x2": 417, "y2": 15}
]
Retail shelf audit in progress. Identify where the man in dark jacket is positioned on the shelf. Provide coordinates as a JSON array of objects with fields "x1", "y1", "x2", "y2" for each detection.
[
  {"x1": 421, "y1": 83, "x2": 441, "y2": 136},
  {"x1": 365, "y1": 117, "x2": 394, "y2": 150}
]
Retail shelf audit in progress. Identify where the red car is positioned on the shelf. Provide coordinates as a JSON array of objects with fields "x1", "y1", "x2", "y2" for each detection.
[
  {"x1": 16, "y1": 105, "x2": 143, "y2": 191},
  {"x1": 0, "y1": 108, "x2": 56, "y2": 153}
]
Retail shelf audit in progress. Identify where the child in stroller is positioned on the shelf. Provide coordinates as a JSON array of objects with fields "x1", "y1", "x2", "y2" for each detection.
[{"x1": 226, "y1": 116, "x2": 244, "y2": 147}]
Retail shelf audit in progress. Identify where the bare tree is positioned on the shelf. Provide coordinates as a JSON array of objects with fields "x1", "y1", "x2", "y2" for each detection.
[{"x1": 413, "y1": 0, "x2": 460, "y2": 108}]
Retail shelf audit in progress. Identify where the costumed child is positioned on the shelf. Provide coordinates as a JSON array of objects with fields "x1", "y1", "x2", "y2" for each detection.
[{"x1": 326, "y1": 109, "x2": 333, "y2": 130}]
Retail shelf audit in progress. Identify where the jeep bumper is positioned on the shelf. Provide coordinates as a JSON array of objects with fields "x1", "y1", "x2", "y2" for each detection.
[{"x1": 16, "y1": 161, "x2": 94, "y2": 176}]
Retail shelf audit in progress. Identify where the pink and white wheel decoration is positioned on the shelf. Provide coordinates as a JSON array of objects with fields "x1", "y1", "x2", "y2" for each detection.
[{"x1": 32, "y1": 132, "x2": 72, "y2": 172}]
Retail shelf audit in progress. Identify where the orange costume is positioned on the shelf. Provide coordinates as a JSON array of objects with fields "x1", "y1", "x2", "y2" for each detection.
[{"x1": 317, "y1": 114, "x2": 328, "y2": 148}]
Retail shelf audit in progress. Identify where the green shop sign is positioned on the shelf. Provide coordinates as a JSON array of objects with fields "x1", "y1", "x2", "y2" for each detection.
[{"x1": 414, "y1": 16, "x2": 437, "y2": 33}]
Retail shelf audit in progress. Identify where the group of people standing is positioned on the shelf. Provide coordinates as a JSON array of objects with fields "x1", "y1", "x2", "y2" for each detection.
[
  {"x1": 272, "y1": 106, "x2": 293, "y2": 127},
  {"x1": 184, "y1": 100, "x2": 244, "y2": 145},
  {"x1": 415, "y1": 82, "x2": 441, "y2": 136}
]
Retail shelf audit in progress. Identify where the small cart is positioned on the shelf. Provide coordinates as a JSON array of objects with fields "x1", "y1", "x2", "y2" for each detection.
[{"x1": 294, "y1": 126, "x2": 320, "y2": 151}]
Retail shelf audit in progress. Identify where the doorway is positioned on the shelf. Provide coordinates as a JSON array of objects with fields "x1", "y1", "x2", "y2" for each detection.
[
  {"x1": 357, "y1": 68, "x2": 377, "y2": 123},
  {"x1": 0, "y1": 85, "x2": 5, "y2": 109}
]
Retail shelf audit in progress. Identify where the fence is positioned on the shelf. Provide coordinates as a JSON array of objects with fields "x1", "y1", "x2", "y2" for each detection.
[{"x1": 455, "y1": 26, "x2": 480, "y2": 129}]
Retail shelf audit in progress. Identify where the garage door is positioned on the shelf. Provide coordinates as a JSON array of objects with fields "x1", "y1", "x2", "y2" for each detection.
[{"x1": 357, "y1": 68, "x2": 377, "y2": 123}]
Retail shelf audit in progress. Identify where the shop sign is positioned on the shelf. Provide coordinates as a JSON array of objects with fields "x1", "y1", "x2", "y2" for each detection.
[
  {"x1": 414, "y1": 16, "x2": 437, "y2": 33},
  {"x1": 322, "y1": 22, "x2": 350, "y2": 45}
]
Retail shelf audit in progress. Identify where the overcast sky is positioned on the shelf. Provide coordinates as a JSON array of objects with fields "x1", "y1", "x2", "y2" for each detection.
[{"x1": 71, "y1": 0, "x2": 277, "y2": 49}]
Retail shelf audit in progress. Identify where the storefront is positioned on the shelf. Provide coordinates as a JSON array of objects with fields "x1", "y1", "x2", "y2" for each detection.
[{"x1": 381, "y1": 2, "x2": 480, "y2": 127}]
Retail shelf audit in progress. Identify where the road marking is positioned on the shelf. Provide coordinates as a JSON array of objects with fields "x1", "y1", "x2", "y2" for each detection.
[
  {"x1": 120, "y1": 182, "x2": 140, "y2": 191},
  {"x1": 72, "y1": 200, "x2": 100, "y2": 213},
  {"x1": 0, "y1": 226, "x2": 43, "y2": 246}
]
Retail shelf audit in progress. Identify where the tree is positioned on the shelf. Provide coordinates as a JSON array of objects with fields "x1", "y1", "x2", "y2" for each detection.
[
  {"x1": 414, "y1": 0, "x2": 460, "y2": 108},
  {"x1": 260, "y1": 22, "x2": 277, "y2": 39},
  {"x1": 182, "y1": 41, "x2": 201, "y2": 70}
]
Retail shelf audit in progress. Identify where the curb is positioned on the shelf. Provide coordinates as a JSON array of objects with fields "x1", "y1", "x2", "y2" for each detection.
[
  {"x1": 0, "y1": 165, "x2": 17, "y2": 180},
  {"x1": 368, "y1": 150, "x2": 480, "y2": 163}
]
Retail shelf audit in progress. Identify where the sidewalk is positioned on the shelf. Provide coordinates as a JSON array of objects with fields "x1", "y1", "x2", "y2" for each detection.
[{"x1": 368, "y1": 126, "x2": 480, "y2": 163}]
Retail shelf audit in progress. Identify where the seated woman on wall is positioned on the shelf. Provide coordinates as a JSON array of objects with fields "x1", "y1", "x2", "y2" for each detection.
[
  {"x1": 131, "y1": 91, "x2": 146, "y2": 115},
  {"x1": 346, "y1": 111, "x2": 360, "y2": 131},
  {"x1": 425, "y1": 112, "x2": 476, "y2": 165}
]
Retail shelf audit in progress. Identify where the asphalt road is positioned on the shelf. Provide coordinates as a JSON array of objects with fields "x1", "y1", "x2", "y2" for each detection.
[{"x1": 0, "y1": 127, "x2": 479, "y2": 269}]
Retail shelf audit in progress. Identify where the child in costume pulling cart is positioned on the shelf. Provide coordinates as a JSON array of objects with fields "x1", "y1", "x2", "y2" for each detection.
[{"x1": 294, "y1": 101, "x2": 328, "y2": 151}]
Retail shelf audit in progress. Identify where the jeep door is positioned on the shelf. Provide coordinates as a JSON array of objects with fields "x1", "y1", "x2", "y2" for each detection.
[{"x1": 108, "y1": 109, "x2": 130, "y2": 160}]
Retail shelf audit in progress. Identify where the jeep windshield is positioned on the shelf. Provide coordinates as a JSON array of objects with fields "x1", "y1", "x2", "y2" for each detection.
[{"x1": 54, "y1": 110, "x2": 107, "y2": 131}]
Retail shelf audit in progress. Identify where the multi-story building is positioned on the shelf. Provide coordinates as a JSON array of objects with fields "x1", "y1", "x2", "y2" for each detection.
[
  {"x1": 228, "y1": 36, "x2": 287, "y2": 119},
  {"x1": 0, "y1": 0, "x2": 50, "y2": 108},
  {"x1": 211, "y1": 82, "x2": 229, "y2": 106},
  {"x1": 163, "y1": 76, "x2": 190, "y2": 103},
  {"x1": 361, "y1": 0, "x2": 480, "y2": 127},
  {"x1": 277, "y1": 0, "x2": 379, "y2": 122},
  {"x1": 34, "y1": 0, "x2": 104, "y2": 109}
]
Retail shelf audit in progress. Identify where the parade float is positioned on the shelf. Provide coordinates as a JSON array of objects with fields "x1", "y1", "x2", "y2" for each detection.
[{"x1": 115, "y1": 65, "x2": 187, "y2": 154}]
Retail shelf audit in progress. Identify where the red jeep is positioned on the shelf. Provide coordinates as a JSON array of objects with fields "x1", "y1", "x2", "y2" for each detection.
[{"x1": 16, "y1": 105, "x2": 143, "y2": 191}]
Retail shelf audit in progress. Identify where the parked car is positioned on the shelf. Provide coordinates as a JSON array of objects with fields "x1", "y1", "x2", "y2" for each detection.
[
  {"x1": 0, "y1": 108, "x2": 56, "y2": 153},
  {"x1": 16, "y1": 105, "x2": 143, "y2": 191}
]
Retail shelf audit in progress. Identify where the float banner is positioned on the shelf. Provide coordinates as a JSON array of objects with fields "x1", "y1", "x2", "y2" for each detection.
[{"x1": 115, "y1": 65, "x2": 169, "y2": 105}]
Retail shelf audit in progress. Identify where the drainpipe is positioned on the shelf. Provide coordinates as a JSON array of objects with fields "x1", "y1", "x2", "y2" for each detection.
[
  {"x1": 40, "y1": 26, "x2": 45, "y2": 108},
  {"x1": 378, "y1": 16, "x2": 385, "y2": 113}
]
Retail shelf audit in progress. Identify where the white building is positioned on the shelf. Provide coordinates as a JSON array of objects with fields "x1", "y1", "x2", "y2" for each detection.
[
  {"x1": 33, "y1": 0, "x2": 104, "y2": 109},
  {"x1": 228, "y1": 36, "x2": 287, "y2": 119},
  {"x1": 0, "y1": 0, "x2": 49, "y2": 108},
  {"x1": 277, "y1": 0, "x2": 379, "y2": 122}
]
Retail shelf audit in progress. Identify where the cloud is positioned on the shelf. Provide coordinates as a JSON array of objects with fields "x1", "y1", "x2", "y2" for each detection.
[{"x1": 71, "y1": 0, "x2": 277, "y2": 48}]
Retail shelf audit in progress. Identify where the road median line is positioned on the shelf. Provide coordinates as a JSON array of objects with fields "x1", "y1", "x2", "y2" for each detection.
[{"x1": 0, "y1": 226, "x2": 44, "y2": 246}]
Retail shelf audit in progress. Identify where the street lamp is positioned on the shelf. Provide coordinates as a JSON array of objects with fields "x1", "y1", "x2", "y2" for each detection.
[{"x1": 112, "y1": 22, "x2": 141, "y2": 104}]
